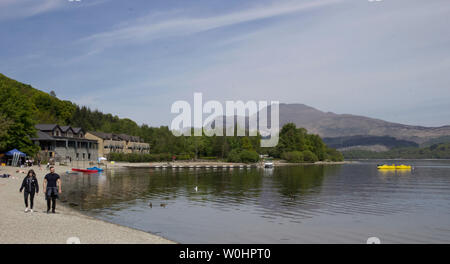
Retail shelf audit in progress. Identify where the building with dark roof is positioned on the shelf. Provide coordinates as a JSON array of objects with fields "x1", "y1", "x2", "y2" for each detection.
[
  {"x1": 85, "y1": 131, "x2": 149, "y2": 157},
  {"x1": 31, "y1": 124, "x2": 98, "y2": 163}
]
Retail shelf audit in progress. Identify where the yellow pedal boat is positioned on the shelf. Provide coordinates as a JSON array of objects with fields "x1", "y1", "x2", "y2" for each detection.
[{"x1": 377, "y1": 164, "x2": 412, "y2": 170}]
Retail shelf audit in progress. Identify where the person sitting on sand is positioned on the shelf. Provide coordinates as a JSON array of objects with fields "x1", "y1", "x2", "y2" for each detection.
[
  {"x1": 43, "y1": 166, "x2": 61, "y2": 214},
  {"x1": 19, "y1": 169, "x2": 39, "y2": 213}
]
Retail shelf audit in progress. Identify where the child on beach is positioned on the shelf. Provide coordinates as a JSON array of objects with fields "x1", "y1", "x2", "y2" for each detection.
[{"x1": 19, "y1": 169, "x2": 39, "y2": 213}]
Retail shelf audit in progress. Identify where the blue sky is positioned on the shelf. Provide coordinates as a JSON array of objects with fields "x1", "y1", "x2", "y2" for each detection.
[{"x1": 1, "y1": 0, "x2": 449, "y2": 127}]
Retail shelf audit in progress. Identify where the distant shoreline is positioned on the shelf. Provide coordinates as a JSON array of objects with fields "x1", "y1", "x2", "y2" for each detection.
[
  {"x1": 346, "y1": 158, "x2": 450, "y2": 161},
  {"x1": 106, "y1": 160, "x2": 353, "y2": 169}
]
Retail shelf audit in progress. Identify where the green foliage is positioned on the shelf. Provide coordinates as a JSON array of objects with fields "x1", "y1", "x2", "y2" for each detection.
[
  {"x1": 241, "y1": 137, "x2": 253, "y2": 150},
  {"x1": 282, "y1": 151, "x2": 304, "y2": 163},
  {"x1": 0, "y1": 113, "x2": 13, "y2": 150},
  {"x1": 342, "y1": 143, "x2": 450, "y2": 159},
  {"x1": 0, "y1": 75, "x2": 39, "y2": 155},
  {"x1": 239, "y1": 150, "x2": 260, "y2": 163},
  {"x1": 323, "y1": 135, "x2": 418, "y2": 149},
  {"x1": 274, "y1": 123, "x2": 342, "y2": 163},
  {"x1": 226, "y1": 149, "x2": 260, "y2": 163},
  {"x1": 325, "y1": 148, "x2": 344, "y2": 161},
  {"x1": 302, "y1": 150, "x2": 319, "y2": 162},
  {"x1": 227, "y1": 149, "x2": 241, "y2": 163},
  {"x1": 0, "y1": 74, "x2": 342, "y2": 163},
  {"x1": 107, "y1": 152, "x2": 174, "y2": 162}
]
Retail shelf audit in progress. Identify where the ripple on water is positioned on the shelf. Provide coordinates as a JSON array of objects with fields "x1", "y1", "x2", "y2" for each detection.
[{"x1": 60, "y1": 161, "x2": 450, "y2": 243}]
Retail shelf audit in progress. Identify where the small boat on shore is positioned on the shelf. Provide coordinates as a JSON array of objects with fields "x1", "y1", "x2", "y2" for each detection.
[
  {"x1": 264, "y1": 162, "x2": 274, "y2": 168},
  {"x1": 87, "y1": 166, "x2": 104, "y2": 172},
  {"x1": 72, "y1": 168, "x2": 99, "y2": 173},
  {"x1": 377, "y1": 164, "x2": 412, "y2": 170}
]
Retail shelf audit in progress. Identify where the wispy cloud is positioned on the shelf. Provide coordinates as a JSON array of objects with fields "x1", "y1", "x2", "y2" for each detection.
[
  {"x1": 0, "y1": 0, "x2": 109, "y2": 20},
  {"x1": 0, "y1": 0, "x2": 64, "y2": 20},
  {"x1": 79, "y1": 0, "x2": 341, "y2": 51},
  {"x1": 3, "y1": 0, "x2": 450, "y2": 126}
]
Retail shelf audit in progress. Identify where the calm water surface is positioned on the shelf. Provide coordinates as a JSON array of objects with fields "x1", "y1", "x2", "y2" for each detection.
[{"x1": 60, "y1": 160, "x2": 450, "y2": 243}]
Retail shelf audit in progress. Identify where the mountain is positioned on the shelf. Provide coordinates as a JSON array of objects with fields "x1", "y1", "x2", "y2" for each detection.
[
  {"x1": 3, "y1": 72, "x2": 450, "y2": 154},
  {"x1": 322, "y1": 135, "x2": 419, "y2": 151},
  {"x1": 342, "y1": 142, "x2": 450, "y2": 159},
  {"x1": 276, "y1": 103, "x2": 450, "y2": 145},
  {"x1": 204, "y1": 103, "x2": 450, "y2": 150}
]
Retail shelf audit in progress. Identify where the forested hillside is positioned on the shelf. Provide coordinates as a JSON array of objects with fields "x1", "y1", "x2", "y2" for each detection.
[
  {"x1": 0, "y1": 74, "x2": 342, "y2": 162},
  {"x1": 342, "y1": 143, "x2": 450, "y2": 159}
]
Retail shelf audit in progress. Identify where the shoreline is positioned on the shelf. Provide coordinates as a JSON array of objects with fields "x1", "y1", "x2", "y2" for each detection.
[
  {"x1": 107, "y1": 160, "x2": 354, "y2": 168},
  {"x1": 0, "y1": 165, "x2": 175, "y2": 244},
  {"x1": 0, "y1": 160, "x2": 352, "y2": 243}
]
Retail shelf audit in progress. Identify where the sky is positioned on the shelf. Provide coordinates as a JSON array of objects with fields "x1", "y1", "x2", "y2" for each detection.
[{"x1": 1, "y1": 0, "x2": 449, "y2": 127}]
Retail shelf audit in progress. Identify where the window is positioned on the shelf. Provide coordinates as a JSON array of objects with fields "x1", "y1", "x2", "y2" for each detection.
[
  {"x1": 88, "y1": 153, "x2": 91, "y2": 160},
  {"x1": 53, "y1": 129, "x2": 61, "y2": 137}
]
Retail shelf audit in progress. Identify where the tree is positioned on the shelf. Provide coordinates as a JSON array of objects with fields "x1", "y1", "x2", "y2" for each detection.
[
  {"x1": 303, "y1": 150, "x2": 318, "y2": 162},
  {"x1": 0, "y1": 82, "x2": 38, "y2": 155},
  {"x1": 239, "y1": 149, "x2": 260, "y2": 163},
  {"x1": 276, "y1": 123, "x2": 341, "y2": 163},
  {"x1": 227, "y1": 149, "x2": 241, "y2": 163},
  {"x1": 241, "y1": 137, "x2": 253, "y2": 150},
  {"x1": 0, "y1": 114, "x2": 13, "y2": 151},
  {"x1": 282, "y1": 151, "x2": 304, "y2": 163}
]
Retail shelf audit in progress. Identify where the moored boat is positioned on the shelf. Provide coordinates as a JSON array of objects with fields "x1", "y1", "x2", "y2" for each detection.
[
  {"x1": 72, "y1": 168, "x2": 99, "y2": 173},
  {"x1": 264, "y1": 161, "x2": 274, "y2": 168},
  {"x1": 263, "y1": 158, "x2": 274, "y2": 168},
  {"x1": 87, "y1": 166, "x2": 104, "y2": 171},
  {"x1": 377, "y1": 164, "x2": 412, "y2": 170}
]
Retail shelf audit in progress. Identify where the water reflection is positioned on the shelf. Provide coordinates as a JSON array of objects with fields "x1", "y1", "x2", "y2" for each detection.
[
  {"x1": 62, "y1": 166, "x2": 330, "y2": 211},
  {"x1": 60, "y1": 162, "x2": 450, "y2": 243}
]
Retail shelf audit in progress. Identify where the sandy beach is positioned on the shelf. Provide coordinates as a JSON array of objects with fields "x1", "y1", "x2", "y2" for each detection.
[{"x1": 0, "y1": 165, "x2": 175, "y2": 244}]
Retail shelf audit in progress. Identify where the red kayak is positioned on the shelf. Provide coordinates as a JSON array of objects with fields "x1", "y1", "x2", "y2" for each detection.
[{"x1": 72, "y1": 168, "x2": 98, "y2": 173}]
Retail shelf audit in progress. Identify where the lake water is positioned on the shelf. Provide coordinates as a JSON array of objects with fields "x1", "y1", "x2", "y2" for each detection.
[{"x1": 60, "y1": 160, "x2": 450, "y2": 243}]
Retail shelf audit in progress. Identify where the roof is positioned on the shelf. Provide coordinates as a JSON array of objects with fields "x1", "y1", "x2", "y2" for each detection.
[
  {"x1": 31, "y1": 130, "x2": 55, "y2": 140},
  {"x1": 88, "y1": 131, "x2": 113, "y2": 140},
  {"x1": 89, "y1": 131, "x2": 143, "y2": 142},
  {"x1": 32, "y1": 125, "x2": 95, "y2": 142},
  {"x1": 59, "y1": 126, "x2": 74, "y2": 133},
  {"x1": 30, "y1": 130, "x2": 97, "y2": 142},
  {"x1": 35, "y1": 124, "x2": 59, "y2": 131},
  {"x1": 4, "y1": 148, "x2": 26, "y2": 156},
  {"x1": 72, "y1": 127, "x2": 83, "y2": 133},
  {"x1": 36, "y1": 124, "x2": 83, "y2": 134},
  {"x1": 118, "y1": 134, "x2": 131, "y2": 141}
]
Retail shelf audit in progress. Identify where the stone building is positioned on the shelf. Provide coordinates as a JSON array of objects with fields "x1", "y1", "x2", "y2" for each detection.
[
  {"x1": 85, "y1": 131, "x2": 150, "y2": 158},
  {"x1": 31, "y1": 124, "x2": 99, "y2": 162}
]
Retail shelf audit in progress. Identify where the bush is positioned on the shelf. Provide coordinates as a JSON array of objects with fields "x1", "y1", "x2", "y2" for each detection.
[
  {"x1": 175, "y1": 154, "x2": 192, "y2": 160},
  {"x1": 281, "y1": 151, "x2": 304, "y2": 163},
  {"x1": 325, "y1": 148, "x2": 344, "y2": 161},
  {"x1": 199, "y1": 156, "x2": 218, "y2": 160},
  {"x1": 302, "y1": 150, "x2": 318, "y2": 163},
  {"x1": 227, "y1": 149, "x2": 241, "y2": 163},
  {"x1": 239, "y1": 150, "x2": 260, "y2": 163}
]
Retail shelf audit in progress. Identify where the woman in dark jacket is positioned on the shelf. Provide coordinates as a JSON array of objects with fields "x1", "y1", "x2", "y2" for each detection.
[{"x1": 20, "y1": 169, "x2": 39, "y2": 213}]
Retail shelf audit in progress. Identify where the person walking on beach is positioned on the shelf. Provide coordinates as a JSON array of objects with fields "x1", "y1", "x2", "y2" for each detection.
[
  {"x1": 19, "y1": 169, "x2": 39, "y2": 213},
  {"x1": 43, "y1": 166, "x2": 61, "y2": 214}
]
